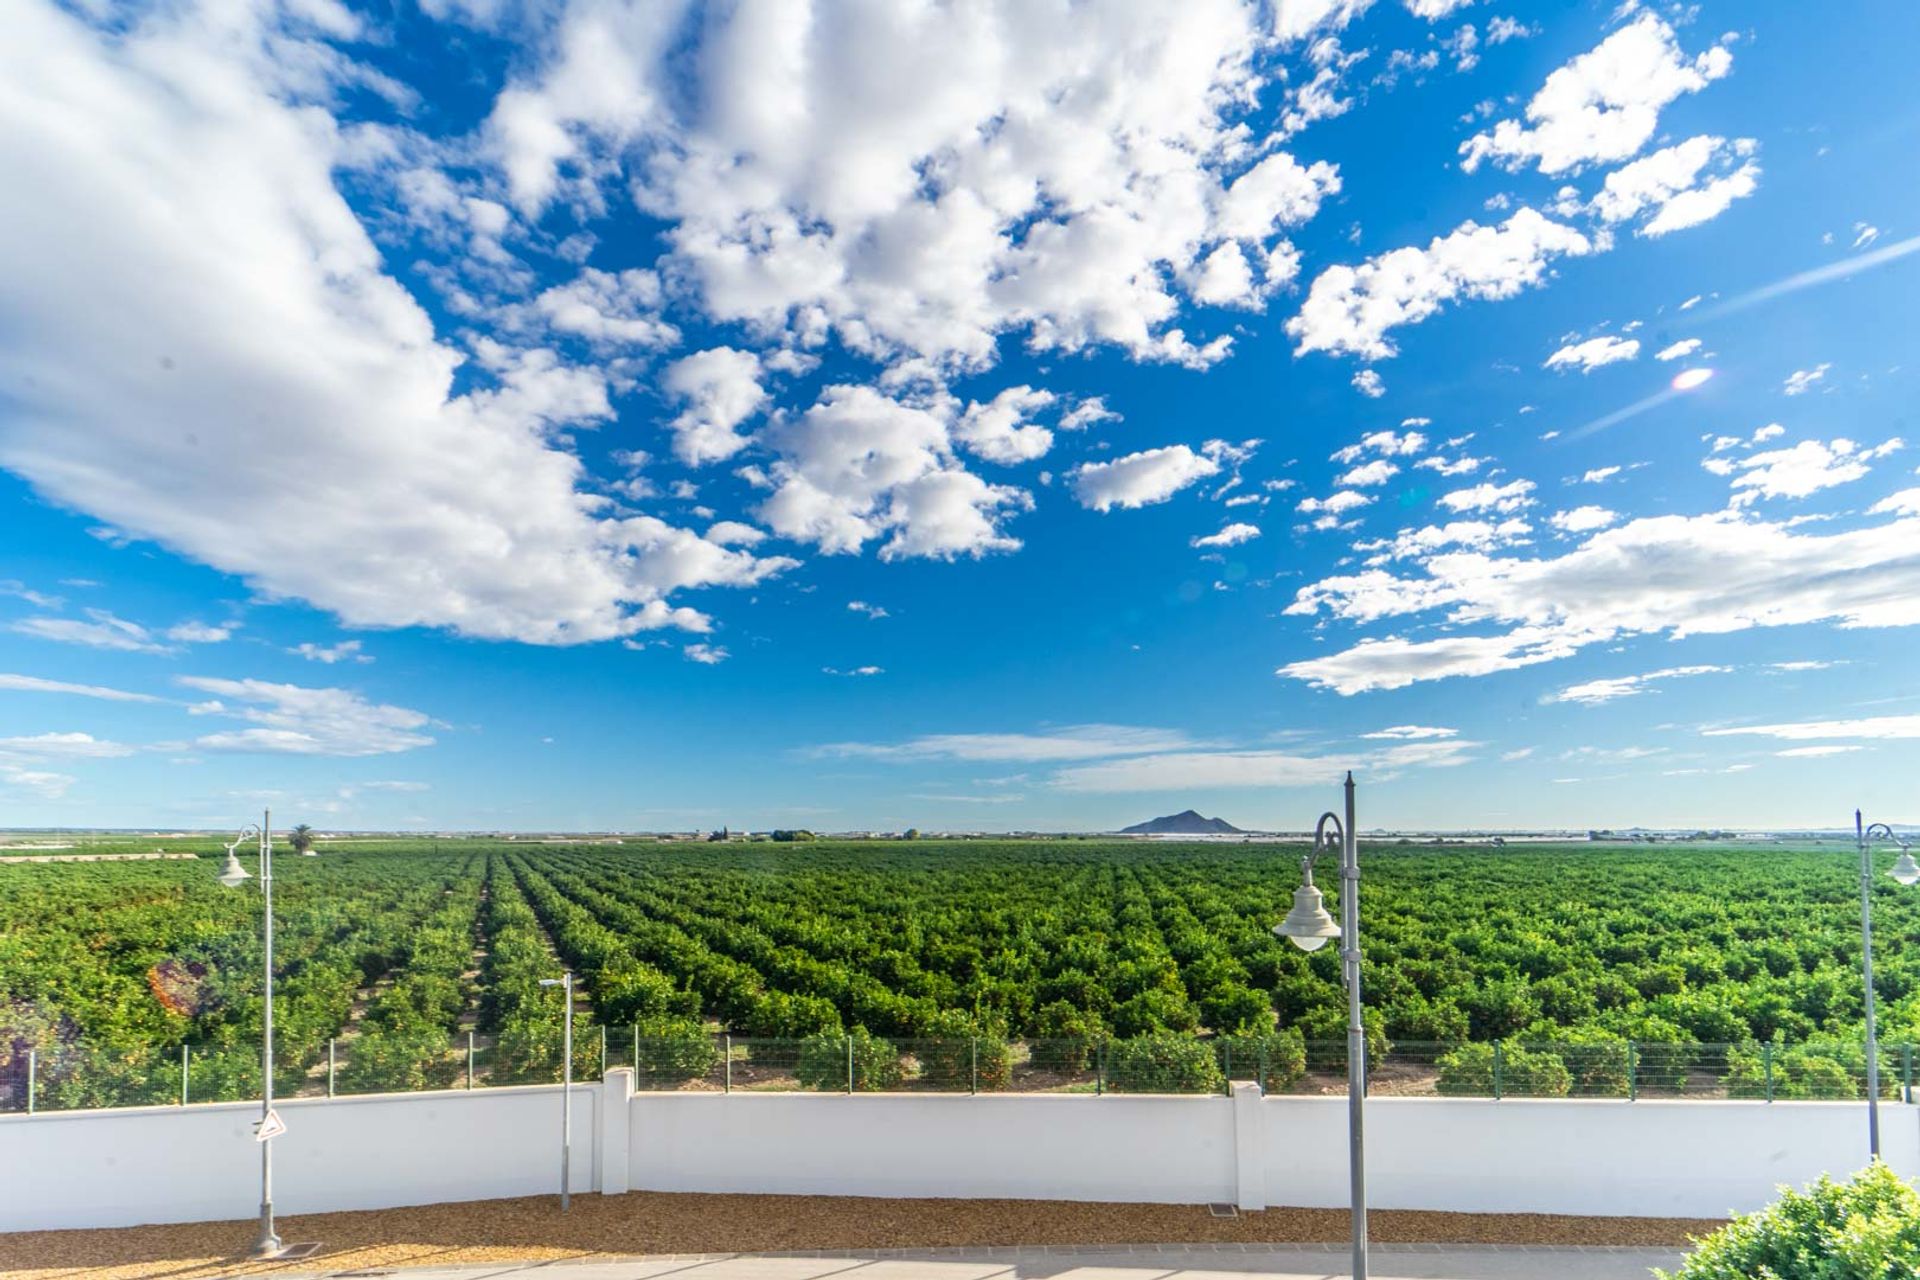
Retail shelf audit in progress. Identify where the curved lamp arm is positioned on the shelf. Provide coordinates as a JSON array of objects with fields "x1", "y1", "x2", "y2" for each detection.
[
  {"x1": 1864, "y1": 822, "x2": 1920, "y2": 885},
  {"x1": 1301, "y1": 810, "x2": 1345, "y2": 881},
  {"x1": 217, "y1": 824, "x2": 264, "y2": 889}
]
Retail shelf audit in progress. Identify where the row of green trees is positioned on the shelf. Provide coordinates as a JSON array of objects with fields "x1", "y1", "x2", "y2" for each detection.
[
  {"x1": 0, "y1": 850, "x2": 481, "y2": 1109},
  {"x1": 10, "y1": 836, "x2": 1920, "y2": 1112},
  {"x1": 521, "y1": 839, "x2": 1920, "y2": 1059},
  {"x1": 334, "y1": 874, "x2": 486, "y2": 1094}
]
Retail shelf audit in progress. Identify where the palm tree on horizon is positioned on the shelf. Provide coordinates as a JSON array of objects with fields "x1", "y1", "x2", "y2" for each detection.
[{"x1": 288, "y1": 823, "x2": 316, "y2": 856}]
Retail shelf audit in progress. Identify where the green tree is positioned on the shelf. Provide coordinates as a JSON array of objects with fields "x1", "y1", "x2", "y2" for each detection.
[{"x1": 287, "y1": 824, "x2": 316, "y2": 856}]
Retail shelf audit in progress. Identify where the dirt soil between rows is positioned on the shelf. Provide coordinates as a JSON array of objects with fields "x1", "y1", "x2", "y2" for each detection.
[{"x1": 0, "y1": 1191, "x2": 1723, "y2": 1280}]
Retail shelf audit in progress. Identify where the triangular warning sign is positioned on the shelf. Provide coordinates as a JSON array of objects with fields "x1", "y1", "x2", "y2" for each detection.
[{"x1": 253, "y1": 1109, "x2": 287, "y2": 1142}]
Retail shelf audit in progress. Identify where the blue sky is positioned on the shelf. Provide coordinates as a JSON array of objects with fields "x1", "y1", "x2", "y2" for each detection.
[{"x1": 3, "y1": 0, "x2": 1919, "y2": 832}]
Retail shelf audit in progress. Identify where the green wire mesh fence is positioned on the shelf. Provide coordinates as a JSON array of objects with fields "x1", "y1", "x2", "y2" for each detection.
[{"x1": 5, "y1": 1034, "x2": 1915, "y2": 1111}]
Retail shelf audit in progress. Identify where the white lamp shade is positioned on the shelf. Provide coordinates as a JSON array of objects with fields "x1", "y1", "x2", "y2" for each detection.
[
  {"x1": 1890, "y1": 851, "x2": 1920, "y2": 886},
  {"x1": 1275, "y1": 881, "x2": 1341, "y2": 952},
  {"x1": 217, "y1": 851, "x2": 251, "y2": 888}
]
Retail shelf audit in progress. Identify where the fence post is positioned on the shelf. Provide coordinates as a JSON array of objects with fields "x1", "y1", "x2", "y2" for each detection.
[
  {"x1": 633, "y1": 1025, "x2": 640, "y2": 1078},
  {"x1": 181, "y1": 1043, "x2": 190, "y2": 1106},
  {"x1": 467, "y1": 1031, "x2": 476, "y2": 1090},
  {"x1": 970, "y1": 1038, "x2": 978, "y2": 1095},
  {"x1": 1259, "y1": 1044, "x2": 1270, "y2": 1094},
  {"x1": 26, "y1": 1049, "x2": 35, "y2": 1115},
  {"x1": 1904, "y1": 1044, "x2": 1913, "y2": 1105},
  {"x1": 1764, "y1": 1043, "x2": 1774, "y2": 1103},
  {"x1": 1223, "y1": 1043, "x2": 1232, "y2": 1096},
  {"x1": 328, "y1": 1037, "x2": 336, "y2": 1097},
  {"x1": 1492, "y1": 1042, "x2": 1503, "y2": 1101},
  {"x1": 846, "y1": 1034, "x2": 854, "y2": 1094},
  {"x1": 600, "y1": 1024, "x2": 608, "y2": 1074},
  {"x1": 724, "y1": 1034, "x2": 732, "y2": 1093},
  {"x1": 1627, "y1": 1041, "x2": 1638, "y2": 1102}
]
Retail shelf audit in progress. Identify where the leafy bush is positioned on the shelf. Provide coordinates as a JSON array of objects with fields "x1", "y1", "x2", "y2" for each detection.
[
  {"x1": 1028, "y1": 1001, "x2": 1101, "y2": 1073},
  {"x1": 631, "y1": 1018, "x2": 720, "y2": 1084},
  {"x1": 1558, "y1": 1036, "x2": 1631, "y2": 1097},
  {"x1": 1723, "y1": 1043, "x2": 1878, "y2": 1100},
  {"x1": 1435, "y1": 1041, "x2": 1572, "y2": 1097},
  {"x1": 1199, "y1": 984, "x2": 1275, "y2": 1036},
  {"x1": 1294, "y1": 1003, "x2": 1392, "y2": 1062},
  {"x1": 596, "y1": 964, "x2": 698, "y2": 1026},
  {"x1": 746, "y1": 990, "x2": 843, "y2": 1038},
  {"x1": 338, "y1": 1027, "x2": 460, "y2": 1094},
  {"x1": 913, "y1": 1035, "x2": 1013, "y2": 1090},
  {"x1": 1111, "y1": 988, "x2": 1199, "y2": 1037},
  {"x1": 1104, "y1": 1032, "x2": 1225, "y2": 1094},
  {"x1": 795, "y1": 1028, "x2": 902, "y2": 1091},
  {"x1": 1658, "y1": 1162, "x2": 1920, "y2": 1280},
  {"x1": 1218, "y1": 1028, "x2": 1307, "y2": 1091}
]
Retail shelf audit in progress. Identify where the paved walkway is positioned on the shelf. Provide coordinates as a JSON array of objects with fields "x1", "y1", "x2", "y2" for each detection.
[{"x1": 292, "y1": 1243, "x2": 1686, "y2": 1280}]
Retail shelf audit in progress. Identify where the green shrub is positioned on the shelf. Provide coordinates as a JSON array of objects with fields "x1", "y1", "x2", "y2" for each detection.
[
  {"x1": 1435, "y1": 1041, "x2": 1572, "y2": 1097},
  {"x1": 1659, "y1": 1162, "x2": 1920, "y2": 1280},
  {"x1": 1200, "y1": 985, "x2": 1275, "y2": 1036},
  {"x1": 745, "y1": 990, "x2": 842, "y2": 1039},
  {"x1": 1294, "y1": 1004, "x2": 1392, "y2": 1062},
  {"x1": 339, "y1": 1027, "x2": 460, "y2": 1094},
  {"x1": 631, "y1": 1019, "x2": 720, "y2": 1084},
  {"x1": 1111, "y1": 988, "x2": 1199, "y2": 1037},
  {"x1": 913, "y1": 1035, "x2": 1013, "y2": 1090},
  {"x1": 596, "y1": 963, "x2": 698, "y2": 1026},
  {"x1": 1724, "y1": 1044, "x2": 1874, "y2": 1100},
  {"x1": 795, "y1": 1028, "x2": 902, "y2": 1091},
  {"x1": 1218, "y1": 1028, "x2": 1307, "y2": 1091},
  {"x1": 1027, "y1": 1001, "x2": 1101, "y2": 1073},
  {"x1": 1550, "y1": 1030, "x2": 1632, "y2": 1097},
  {"x1": 1104, "y1": 1032, "x2": 1225, "y2": 1094}
]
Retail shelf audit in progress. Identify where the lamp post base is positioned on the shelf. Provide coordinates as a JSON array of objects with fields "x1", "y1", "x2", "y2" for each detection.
[{"x1": 251, "y1": 1203, "x2": 282, "y2": 1259}]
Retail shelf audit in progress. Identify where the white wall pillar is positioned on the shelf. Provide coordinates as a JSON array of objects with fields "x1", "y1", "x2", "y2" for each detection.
[
  {"x1": 599, "y1": 1068, "x2": 634, "y2": 1196},
  {"x1": 1231, "y1": 1080, "x2": 1265, "y2": 1211}
]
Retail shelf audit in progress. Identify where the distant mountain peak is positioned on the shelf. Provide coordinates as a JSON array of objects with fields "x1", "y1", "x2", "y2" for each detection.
[{"x1": 1121, "y1": 810, "x2": 1244, "y2": 835}]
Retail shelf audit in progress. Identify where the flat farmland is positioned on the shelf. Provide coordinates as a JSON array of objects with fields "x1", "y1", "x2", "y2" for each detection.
[{"x1": 3, "y1": 834, "x2": 1916, "y2": 1108}]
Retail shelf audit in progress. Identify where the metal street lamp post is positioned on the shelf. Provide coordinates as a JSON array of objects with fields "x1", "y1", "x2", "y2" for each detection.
[
  {"x1": 1274, "y1": 773, "x2": 1365, "y2": 1280},
  {"x1": 1854, "y1": 812, "x2": 1918, "y2": 1160},
  {"x1": 215, "y1": 810, "x2": 286, "y2": 1259},
  {"x1": 539, "y1": 972, "x2": 574, "y2": 1211}
]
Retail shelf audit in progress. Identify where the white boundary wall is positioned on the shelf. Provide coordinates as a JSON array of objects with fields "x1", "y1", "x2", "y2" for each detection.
[
  {"x1": 0, "y1": 1083, "x2": 600, "y2": 1231},
  {"x1": 3, "y1": 1070, "x2": 1916, "y2": 1233}
]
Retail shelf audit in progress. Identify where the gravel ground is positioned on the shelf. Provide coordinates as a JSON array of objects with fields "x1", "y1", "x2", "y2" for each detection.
[{"x1": 0, "y1": 1192, "x2": 1723, "y2": 1280}]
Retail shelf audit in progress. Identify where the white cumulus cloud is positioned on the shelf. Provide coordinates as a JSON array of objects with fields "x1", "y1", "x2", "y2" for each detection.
[
  {"x1": 1461, "y1": 14, "x2": 1733, "y2": 175},
  {"x1": 181, "y1": 677, "x2": 435, "y2": 756},
  {"x1": 0, "y1": 0, "x2": 791, "y2": 646},
  {"x1": 1289, "y1": 209, "x2": 1595, "y2": 358},
  {"x1": 1281, "y1": 503, "x2": 1920, "y2": 693},
  {"x1": 1783, "y1": 364, "x2": 1832, "y2": 396},
  {"x1": 1545, "y1": 335, "x2": 1640, "y2": 373},
  {"x1": 1193, "y1": 522, "x2": 1262, "y2": 548},
  {"x1": 1072, "y1": 445, "x2": 1222, "y2": 512}
]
